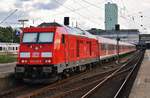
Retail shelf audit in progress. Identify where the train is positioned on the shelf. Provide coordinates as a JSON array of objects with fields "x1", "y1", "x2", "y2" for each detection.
[
  {"x1": 15, "y1": 22, "x2": 136, "y2": 83},
  {"x1": 0, "y1": 43, "x2": 19, "y2": 54}
]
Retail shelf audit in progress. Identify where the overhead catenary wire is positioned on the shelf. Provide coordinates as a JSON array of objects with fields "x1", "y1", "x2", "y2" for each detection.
[
  {"x1": 74, "y1": 0, "x2": 104, "y2": 20},
  {"x1": 0, "y1": 9, "x2": 18, "y2": 24},
  {"x1": 53, "y1": 5, "x2": 91, "y2": 16},
  {"x1": 54, "y1": 0, "x2": 101, "y2": 26},
  {"x1": 109, "y1": 0, "x2": 142, "y2": 29}
]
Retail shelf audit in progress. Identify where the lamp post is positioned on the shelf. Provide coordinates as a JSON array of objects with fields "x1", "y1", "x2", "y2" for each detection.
[{"x1": 115, "y1": 24, "x2": 120, "y2": 64}]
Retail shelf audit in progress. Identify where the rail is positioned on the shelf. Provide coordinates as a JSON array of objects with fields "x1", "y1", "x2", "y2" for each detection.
[
  {"x1": 114, "y1": 50, "x2": 144, "y2": 98},
  {"x1": 81, "y1": 50, "x2": 143, "y2": 98}
]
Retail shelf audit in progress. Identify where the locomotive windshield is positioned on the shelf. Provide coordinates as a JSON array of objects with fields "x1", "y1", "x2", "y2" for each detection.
[
  {"x1": 22, "y1": 32, "x2": 54, "y2": 43},
  {"x1": 38, "y1": 33, "x2": 54, "y2": 43},
  {"x1": 23, "y1": 33, "x2": 38, "y2": 43}
]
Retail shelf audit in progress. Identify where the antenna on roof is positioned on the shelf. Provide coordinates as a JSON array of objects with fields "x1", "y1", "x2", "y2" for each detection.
[
  {"x1": 72, "y1": 21, "x2": 74, "y2": 27},
  {"x1": 76, "y1": 21, "x2": 78, "y2": 28}
]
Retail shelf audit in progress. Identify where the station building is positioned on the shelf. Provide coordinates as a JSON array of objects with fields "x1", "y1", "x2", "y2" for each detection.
[
  {"x1": 139, "y1": 34, "x2": 150, "y2": 49},
  {"x1": 88, "y1": 29, "x2": 140, "y2": 45}
]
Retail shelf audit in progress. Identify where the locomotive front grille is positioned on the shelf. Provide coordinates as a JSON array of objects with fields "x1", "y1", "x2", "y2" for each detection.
[{"x1": 18, "y1": 65, "x2": 54, "y2": 78}]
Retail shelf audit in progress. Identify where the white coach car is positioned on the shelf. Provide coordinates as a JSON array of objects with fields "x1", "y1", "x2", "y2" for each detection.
[{"x1": 0, "y1": 43, "x2": 19, "y2": 54}]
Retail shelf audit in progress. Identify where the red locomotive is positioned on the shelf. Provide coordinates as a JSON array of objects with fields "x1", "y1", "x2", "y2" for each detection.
[{"x1": 15, "y1": 22, "x2": 135, "y2": 83}]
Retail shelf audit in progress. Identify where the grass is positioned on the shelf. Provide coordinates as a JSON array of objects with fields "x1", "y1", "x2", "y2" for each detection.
[{"x1": 0, "y1": 54, "x2": 17, "y2": 63}]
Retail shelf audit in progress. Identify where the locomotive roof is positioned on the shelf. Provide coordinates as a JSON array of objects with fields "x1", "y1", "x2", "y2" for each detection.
[
  {"x1": 64, "y1": 26, "x2": 97, "y2": 39},
  {"x1": 37, "y1": 22, "x2": 97, "y2": 39}
]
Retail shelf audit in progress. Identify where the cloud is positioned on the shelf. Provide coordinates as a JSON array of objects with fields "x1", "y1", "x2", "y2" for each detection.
[
  {"x1": 0, "y1": 0, "x2": 150, "y2": 31},
  {"x1": 14, "y1": 0, "x2": 67, "y2": 10},
  {"x1": 14, "y1": 0, "x2": 31, "y2": 8},
  {"x1": 34, "y1": 0, "x2": 67, "y2": 10}
]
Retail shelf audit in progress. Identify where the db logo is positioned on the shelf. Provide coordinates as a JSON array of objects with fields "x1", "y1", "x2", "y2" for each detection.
[{"x1": 32, "y1": 52, "x2": 39, "y2": 57}]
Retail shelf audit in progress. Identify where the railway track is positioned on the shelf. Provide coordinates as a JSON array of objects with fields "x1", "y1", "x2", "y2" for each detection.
[
  {"x1": 9, "y1": 52, "x2": 135, "y2": 98},
  {"x1": 45, "y1": 51, "x2": 141, "y2": 98},
  {"x1": 0, "y1": 52, "x2": 136, "y2": 98},
  {"x1": 0, "y1": 85, "x2": 26, "y2": 98},
  {"x1": 16, "y1": 66, "x2": 119, "y2": 98},
  {"x1": 113, "y1": 50, "x2": 145, "y2": 98},
  {"x1": 0, "y1": 84, "x2": 49, "y2": 98},
  {"x1": 0, "y1": 62, "x2": 118, "y2": 98},
  {"x1": 81, "y1": 50, "x2": 144, "y2": 98}
]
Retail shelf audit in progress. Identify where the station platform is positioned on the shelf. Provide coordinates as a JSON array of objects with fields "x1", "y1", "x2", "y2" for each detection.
[
  {"x1": 0, "y1": 62, "x2": 16, "y2": 78},
  {"x1": 129, "y1": 50, "x2": 150, "y2": 98}
]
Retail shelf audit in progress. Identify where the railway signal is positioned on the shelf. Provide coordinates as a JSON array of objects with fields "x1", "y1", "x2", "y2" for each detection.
[
  {"x1": 115, "y1": 24, "x2": 120, "y2": 64},
  {"x1": 64, "y1": 17, "x2": 70, "y2": 26}
]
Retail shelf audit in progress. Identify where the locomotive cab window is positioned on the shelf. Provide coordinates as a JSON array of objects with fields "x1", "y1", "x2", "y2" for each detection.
[
  {"x1": 22, "y1": 32, "x2": 54, "y2": 43},
  {"x1": 38, "y1": 33, "x2": 54, "y2": 43},
  {"x1": 22, "y1": 33, "x2": 38, "y2": 43}
]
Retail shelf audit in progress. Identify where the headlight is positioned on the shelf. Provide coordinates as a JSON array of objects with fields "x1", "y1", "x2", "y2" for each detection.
[
  {"x1": 41, "y1": 52, "x2": 52, "y2": 57},
  {"x1": 43, "y1": 67, "x2": 52, "y2": 73},
  {"x1": 20, "y1": 52, "x2": 30, "y2": 58},
  {"x1": 15, "y1": 67, "x2": 25, "y2": 72},
  {"x1": 21, "y1": 59, "x2": 28, "y2": 63},
  {"x1": 44, "y1": 59, "x2": 51, "y2": 63}
]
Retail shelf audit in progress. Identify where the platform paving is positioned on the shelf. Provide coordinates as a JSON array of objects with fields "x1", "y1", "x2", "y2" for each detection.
[
  {"x1": 0, "y1": 62, "x2": 16, "y2": 78},
  {"x1": 129, "y1": 50, "x2": 150, "y2": 98}
]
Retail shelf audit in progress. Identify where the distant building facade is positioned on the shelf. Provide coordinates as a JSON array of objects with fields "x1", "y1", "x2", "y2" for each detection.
[
  {"x1": 139, "y1": 34, "x2": 150, "y2": 44},
  {"x1": 88, "y1": 29, "x2": 140, "y2": 45},
  {"x1": 139, "y1": 34, "x2": 150, "y2": 48},
  {"x1": 105, "y1": 2, "x2": 118, "y2": 30}
]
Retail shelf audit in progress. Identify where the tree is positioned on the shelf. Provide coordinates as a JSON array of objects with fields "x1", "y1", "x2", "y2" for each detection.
[{"x1": 0, "y1": 26, "x2": 20, "y2": 43}]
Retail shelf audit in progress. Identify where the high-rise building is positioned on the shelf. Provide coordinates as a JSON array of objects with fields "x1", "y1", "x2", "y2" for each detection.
[{"x1": 105, "y1": 2, "x2": 118, "y2": 30}]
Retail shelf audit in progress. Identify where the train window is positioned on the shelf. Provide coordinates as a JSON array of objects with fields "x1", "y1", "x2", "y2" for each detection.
[
  {"x1": 108, "y1": 45, "x2": 110, "y2": 50},
  {"x1": 112, "y1": 45, "x2": 115, "y2": 50},
  {"x1": 89, "y1": 42, "x2": 92, "y2": 56},
  {"x1": 23, "y1": 33, "x2": 38, "y2": 43},
  {"x1": 109, "y1": 44, "x2": 111, "y2": 50},
  {"x1": 0, "y1": 47, "x2": 2, "y2": 51},
  {"x1": 2, "y1": 47, "x2": 5, "y2": 50},
  {"x1": 62, "y1": 34, "x2": 65, "y2": 44},
  {"x1": 8, "y1": 47, "x2": 11, "y2": 50},
  {"x1": 110, "y1": 44, "x2": 112, "y2": 50},
  {"x1": 101, "y1": 44, "x2": 105, "y2": 50},
  {"x1": 104, "y1": 44, "x2": 107, "y2": 50},
  {"x1": 38, "y1": 33, "x2": 54, "y2": 43},
  {"x1": 112, "y1": 45, "x2": 114, "y2": 50}
]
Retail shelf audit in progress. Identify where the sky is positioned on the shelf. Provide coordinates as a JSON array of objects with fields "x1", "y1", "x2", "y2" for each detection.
[{"x1": 0, "y1": 0, "x2": 150, "y2": 33}]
